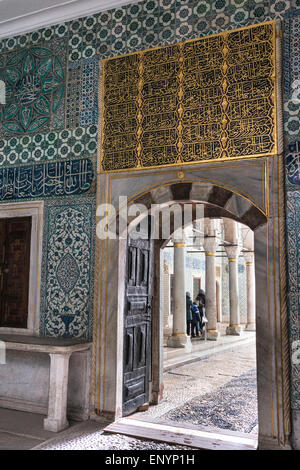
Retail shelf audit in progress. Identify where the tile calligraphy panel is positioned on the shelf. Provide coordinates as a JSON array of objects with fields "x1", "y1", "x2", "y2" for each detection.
[
  {"x1": 100, "y1": 21, "x2": 277, "y2": 172},
  {"x1": 0, "y1": 158, "x2": 93, "y2": 200}
]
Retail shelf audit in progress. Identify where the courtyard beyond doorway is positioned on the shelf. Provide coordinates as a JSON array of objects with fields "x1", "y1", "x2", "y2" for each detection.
[
  {"x1": 134, "y1": 332, "x2": 257, "y2": 438},
  {"x1": 104, "y1": 334, "x2": 257, "y2": 450}
]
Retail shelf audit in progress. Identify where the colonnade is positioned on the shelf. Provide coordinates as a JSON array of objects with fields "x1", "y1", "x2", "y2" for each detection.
[{"x1": 166, "y1": 218, "x2": 256, "y2": 350}]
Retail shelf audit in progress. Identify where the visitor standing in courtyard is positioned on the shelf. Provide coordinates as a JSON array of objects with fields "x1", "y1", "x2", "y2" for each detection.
[
  {"x1": 186, "y1": 292, "x2": 193, "y2": 336},
  {"x1": 191, "y1": 301, "x2": 201, "y2": 337},
  {"x1": 196, "y1": 289, "x2": 206, "y2": 331},
  {"x1": 196, "y1": 289, "x2": 206, "y2": 309}
]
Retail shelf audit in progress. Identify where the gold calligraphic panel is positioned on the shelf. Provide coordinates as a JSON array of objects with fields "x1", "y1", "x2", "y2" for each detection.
[{"x1": 100, "y1": 21, "x2": 277, "y2": 173}]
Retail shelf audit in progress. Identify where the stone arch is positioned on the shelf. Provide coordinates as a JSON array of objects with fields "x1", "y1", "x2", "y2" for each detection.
[
  {"x1": 93, "y1": 158, "x2": 290, "y2": 449},
  {"x1": 125, "y1": 180, "x2": 267, "y2": 233}
]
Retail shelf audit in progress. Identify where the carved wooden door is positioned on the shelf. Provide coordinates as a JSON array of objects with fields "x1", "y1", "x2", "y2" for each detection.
[
  {"x1": 123, "y1": 221, "x2": 153, "y2": 415},
  {"x1": 0, "y1": 217, "x2": 31, "y2": 328}
]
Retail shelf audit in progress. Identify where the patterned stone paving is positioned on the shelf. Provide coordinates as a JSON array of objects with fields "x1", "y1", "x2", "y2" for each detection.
[
  {"x1": 162, "y1": 369, "x2": 258, "y2": 434},
  {"x1": 135, "y1": 340, "x2": 258, "y2": 436}
]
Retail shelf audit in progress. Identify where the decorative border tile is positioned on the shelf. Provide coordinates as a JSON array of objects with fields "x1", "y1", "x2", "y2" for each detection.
[
  {"x1": 286, "y1": 191, "x2": 300, "y2": 408},
  {"x1": 286, "y1": 191, "x2": 300, "y2": 293},
  {"x1": 0, "y1": 125, "x2": 97, "y2": 167},
  {"x1": 286, "y1": 140, "x2": 300, "y2": 188},
  {"x1": 66, "y1": 61, "x2": 82, "y2": 129},
  {"x1": 282, "y1": 14, "x2": 300, "y2": 143},
  {"x1": 80, "y1": 58, "x2": 99, "y2": 126}
]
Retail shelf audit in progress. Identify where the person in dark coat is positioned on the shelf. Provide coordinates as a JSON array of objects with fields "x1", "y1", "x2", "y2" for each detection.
[
  {"x1": 191, "y1": 302, "x2": 201, "y2": 337},
  {"x1": 196, "y1": 289, "x2": 206, "y2": 330},
  {"x1": 196, "y1": 289, "x2": 206, "y2": 308},
  {"x1": 186, "y1": 292, "x2": 193, "y2": 336}
]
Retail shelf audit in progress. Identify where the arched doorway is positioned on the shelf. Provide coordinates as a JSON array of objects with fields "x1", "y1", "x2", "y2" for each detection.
[
  {"x1": 128, "y1": 216, "x2": 257, "y2": 440},
  {"x1": 93, "y1": 156, "x2": 290, "y2": 449}
]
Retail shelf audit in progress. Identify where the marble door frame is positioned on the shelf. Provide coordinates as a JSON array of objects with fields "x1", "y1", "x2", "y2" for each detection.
[
  {"x1": 92, "y1": 156, "x2": 291, "y2": 449},
  {"x1": 0, "y1": 200, "x2": 44, "y2": 336}
]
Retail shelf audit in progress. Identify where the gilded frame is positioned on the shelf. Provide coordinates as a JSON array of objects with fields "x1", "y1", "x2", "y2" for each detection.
[{"x1": 99, "y1": 20, "x2": 279, "y2": 174}]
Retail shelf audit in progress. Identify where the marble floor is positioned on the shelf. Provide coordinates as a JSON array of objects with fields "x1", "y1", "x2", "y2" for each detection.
[{"x1": 0, "y1": 408, "x2": 74, "y2": 450}]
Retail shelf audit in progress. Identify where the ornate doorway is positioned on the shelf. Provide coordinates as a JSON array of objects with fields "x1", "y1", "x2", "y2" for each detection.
[
  {"x1": 0, "y1": 217, "x2": 31, "y2": 328},
  {"x1": 93, "y1": 156, "x2": 291, "y2": 449}
]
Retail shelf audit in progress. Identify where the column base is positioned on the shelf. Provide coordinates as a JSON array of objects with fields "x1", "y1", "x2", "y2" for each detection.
[
  {"x1": 164, "y1": 327, "x2": 173, "y2": 339},
  {"x1": 167, "y1": 334, "x2": 192, "y2": 352},
  {"x1": 226, "y1": 325, "x2": 242, "y2": 336},
  {"x1": 44, "y1": 417, "x2": 69, "y2": 433},
  {"x1": 206, "y1": 330, "x2": 220, "y2": 341},
  {"x1": 245, "y1": 323, "x2": 256, "y2": 332}
]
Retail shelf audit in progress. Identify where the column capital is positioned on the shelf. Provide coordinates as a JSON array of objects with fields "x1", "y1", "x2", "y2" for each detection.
[
  {"x1": 223, "y1": 219, "x2": 239, "y2": 245},
  {"x1": 225, "y1": 244, "x2": 240, "y2": 260},
  {"x1": 243, "y1": 251, "x2": 254, "y2": 265},
  {"x1": 203, "y1": 235, "x2": 219, "y2": 254},
  {"x1": 173, "y1": 232, "x2": 186, "y2": 246},
  {"x1": 206, "y1": 218, "x2": 221, "y2": 237}
]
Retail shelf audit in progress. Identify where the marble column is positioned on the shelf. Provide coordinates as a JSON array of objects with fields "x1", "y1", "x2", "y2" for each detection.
[
  {"x1": 162, "y1": 260, "x2": 172, "y2": 337},
  {"x1": 225, "y1": 244, "x2": 242, "y2": 335},
  {"x1": 167, "y1": 237, "x2": 192, "y2": 351},
  {"x1": 44, "y1": 352, "x2": 71, "y2": 432},
  {"x1": 203, "y1": 220, "x2": 220, "y2": 341},
  {"x1": 243, "y1": 251, "x2": 256, "y2": 331},
  {"x1": 216, "y1": 279, "x2": 222, "y2": 323}
]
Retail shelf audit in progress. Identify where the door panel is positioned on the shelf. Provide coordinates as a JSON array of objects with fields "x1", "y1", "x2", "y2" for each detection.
[
  {"x1": 124, "y1": 329, "x2": 134, "y2": 373},
  {"x1": 0, "y1": 217, "x2": 31, "y2": 328},
  {"x1": 123, "y1": 219, "x2": 153, "y2": 415},
  {"x1": 133, "y1": 324, "x2": 147, "y2": 369},
  {"x1": 128, "y1": 246, "x2": 137, "y2": 286}
]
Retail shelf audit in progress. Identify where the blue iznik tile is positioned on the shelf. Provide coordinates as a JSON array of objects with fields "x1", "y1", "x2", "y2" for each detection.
[
  {"x1": 40, "y1": 198, "x2": 96, "y2": 339},
  {"x1": 0, "y1": 38, "x2": 67, "y2": 139},
  {"x1": 80, "y1": 58, "x2": 98, "y2": 126}
]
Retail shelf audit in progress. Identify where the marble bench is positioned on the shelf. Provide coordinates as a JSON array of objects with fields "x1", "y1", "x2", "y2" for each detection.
[{"x1": 0, "y1": 334, "x2": 92, "y2": 432}]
